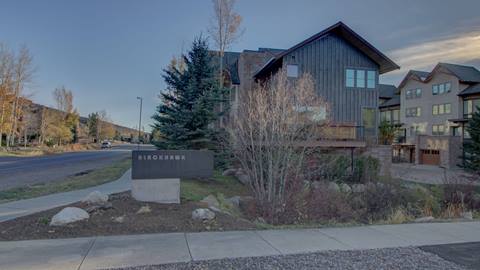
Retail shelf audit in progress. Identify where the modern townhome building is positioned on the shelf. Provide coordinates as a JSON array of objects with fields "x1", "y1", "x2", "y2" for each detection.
[
  {"x1": 397, "y1": 63, "x2": 480, "y2": 167},
  {"x1": 220, "y1": 22, "x2": 399, "y2": 148}
]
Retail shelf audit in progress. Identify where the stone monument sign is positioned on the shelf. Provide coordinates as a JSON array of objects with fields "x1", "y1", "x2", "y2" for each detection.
[{"x1": 131, "y1": 150, "x2": 213, "y2": 203}]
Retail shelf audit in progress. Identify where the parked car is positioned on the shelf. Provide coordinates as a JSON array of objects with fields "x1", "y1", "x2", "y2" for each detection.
[{"x1": 101, "y1": 141, "x2": 112, "y2": 149}]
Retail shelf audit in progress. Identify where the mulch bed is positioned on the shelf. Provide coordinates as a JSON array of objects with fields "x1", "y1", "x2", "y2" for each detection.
[{"x1": 0, "y1": 191, "x2": 256, "y2": 241}]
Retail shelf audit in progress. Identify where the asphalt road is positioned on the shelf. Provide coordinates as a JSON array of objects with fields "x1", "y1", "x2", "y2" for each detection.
[{"x1": 0, "y1": 144, "x2": 154, "y2": 191}]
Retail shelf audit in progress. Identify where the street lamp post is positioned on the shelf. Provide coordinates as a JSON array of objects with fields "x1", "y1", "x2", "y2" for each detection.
[{"x1": 136, "y1": 97, "x2": 143, "y2": 150}]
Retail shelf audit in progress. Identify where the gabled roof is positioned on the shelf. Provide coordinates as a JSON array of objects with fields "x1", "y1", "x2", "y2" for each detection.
[
  {"x1": 459, "y1": 83, "x2": 480, "y2": 97},
  {"x1": 435, "y1": 63, "x2": 480, "y2": 83},
  {"x1": 398, "y1": 63, "x2": 480, "y2": 91},
  {"x1": 379, "y1": 95, "x2": 400, "y2": 108},
  {"x1": 378, "y1": 84, "x2": 397, "y2": 99},
  {"x1": 254, "y1": 21, "x2": 399, "y2": 79}
]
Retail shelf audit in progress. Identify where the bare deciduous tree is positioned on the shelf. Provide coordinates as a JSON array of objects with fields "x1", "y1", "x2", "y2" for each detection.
[
  {"x1": 227, "y1": 70, "x2": 329, "y2": 222},
  {"x1": 53, "y1": 86, "x2": 74, "y2": 113},
  {"x1": 208, "y1": 0, "x2": 243, "y2": 87}
]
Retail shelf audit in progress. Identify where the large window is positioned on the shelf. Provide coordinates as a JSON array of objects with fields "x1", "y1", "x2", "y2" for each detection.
[
  {"x1": 380, "y1": 109, "x2": 400, "y2": 124},
  {"x1": 406, "y1": 107, "x2": 421, "y2": 117},
  {"x1": 463, "y1": 99, "x2": 480, "y2": 118},
  {"x1": 356, "y1": 70, "x2": 365, "y2": 88},
  {"x1": 345, "y1": 68, "x2": 375, "y2": 88},
  {"x1": 367, "y1": 71, "x2": 375, "y2": 88},
  {"x1": 432, "y1": 103, "x2": 451, "y2": 115},
  {"x1": 346, "y1": 69, "x2": 355, "y2": 87},
  {"x1": 432, "y1": 82, "x2": 452, "y2": 95},
  {"x1": 406, "y1": 88, "x2": 422, "y2": 99},
  {"x1": 432, "y1": 124, "x2": 445, "y2": 135}
]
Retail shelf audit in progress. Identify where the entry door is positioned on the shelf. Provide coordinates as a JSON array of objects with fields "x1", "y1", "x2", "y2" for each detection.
[{"x1": 362, "y1": 108, "x2": 376, "y2": 141}]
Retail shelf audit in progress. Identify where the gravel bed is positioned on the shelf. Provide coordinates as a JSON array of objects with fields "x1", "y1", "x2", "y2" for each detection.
[{"x1": 111, "y1": 247, "x2": 465, "y2": 270}]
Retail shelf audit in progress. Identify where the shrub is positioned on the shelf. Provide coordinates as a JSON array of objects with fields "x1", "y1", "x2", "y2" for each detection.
[
  {"x1": 306, "y1": 182, "x2": 355, "y2": 223},
  {"x1": 351, "y1": 156, "x2": 379, "y2": 184},
  {"x1": 387, "y1": 208, "x2": 412, "y2": 224}
]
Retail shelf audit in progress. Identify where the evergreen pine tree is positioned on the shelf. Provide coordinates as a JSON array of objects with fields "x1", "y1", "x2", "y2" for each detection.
[
  {"x1": 152, "y1": 37, "x2": 227, "y2": 150},
  {"x1": 463, "y1": 107, "x2": 480, "y2": 174}
]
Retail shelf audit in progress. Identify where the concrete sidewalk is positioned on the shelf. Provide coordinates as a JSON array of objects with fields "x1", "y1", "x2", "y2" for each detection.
[
  {"x1": 0, "y1": 221, "x2": 479, "y2": 270},
  {"x1": 0, "y1": 169, "x2": 131, "y2": 222}
]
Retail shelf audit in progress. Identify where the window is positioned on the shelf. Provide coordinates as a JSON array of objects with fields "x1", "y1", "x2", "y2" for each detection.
[
  {"x1": 463, "y1": 99, "x2": 480, "y2": 118},
  {"x1": 367, "y1": 71, "x2": 375, "y2": 88},
  {"x1": 392, "y1": 109, "x2": 400, "y2": 123},
  {"x1": 452, "y1": 126, "x2": 462, "y2": 137},
  {"x1": 356, "y1": 70, "x2": 365, "y2": 88},
  {"x1": 433, "y1": 103, "x2": 451, "y2": 115},
  {"x1": 286, "y1": 64, "x2": 298, "y2": 78},
  {"x1": 406, "y1": 88, "x2": 422, "y2": 99},
  {"x1": 432, "y1": 124, "x2": 445, "y2": 135},
  {"x1": 406, "y1": 107, "x2": 421, "y2": 117},
  {"x1": 362, "y1": 108, "x2": 376, "y2": 129},
  {"x1": 345, "y1": 68, "x2": 376, "y2": 88},
  {"x1": 432, "y1": 82, "x2": 451, "y2": 95},
  {"x1": 346, "y1": 69, "x2": 355, "y2": 87}
]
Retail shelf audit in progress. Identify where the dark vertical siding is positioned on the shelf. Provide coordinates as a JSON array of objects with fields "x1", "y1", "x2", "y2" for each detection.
[{"x1": 283, "y1": 34, "x2": 379, "y2": 130}]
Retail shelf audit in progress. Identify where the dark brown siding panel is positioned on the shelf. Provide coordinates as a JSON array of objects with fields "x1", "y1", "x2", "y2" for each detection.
[{"x1": 283, "y1": 33, "x2": 379, "y2": 131}]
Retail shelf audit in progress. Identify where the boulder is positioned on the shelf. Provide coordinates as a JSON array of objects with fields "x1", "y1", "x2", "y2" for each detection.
[
  {"x1": 136, "y1": 205, "x2": 151, "y2": 214},
  {"x1": 113, "y1": 216, "x2": 125, "y2": 223},
  {"x1": 222, "y1": 168, "x2": 237, "y2": 177},
  {"x1": 328, "y1": 182, "x2": 340, "y2": 192},
  {"x1": 226, "y1": 196, "x2": 241, "y2": 208},
  {"x1": 50, "y1": 207, "x2": 89, "y2": 226},
  {"x1": 414, "y1": 216, "x2": 435, "y2": 223},
  {"x1": 311, "y1": 181, "x2": 323, "y2": 190},
  {"x1": 192, "y1": 208, "x2": 216, "y2": 220},
  {"x1": 85, "y1": 202, "x2": 113, "y2": 213},
  {"x1": 461, "y1": 211, "x2": 473, "y2": 220},
  {"x1": 82, "y1": 191, "x2": 108, "y2": 205},
  {"x1": 200, "y1": 195, "x2": 220, "y2": 209},
  {"x1": 235, "y1": 173, "x2": 250, "y2": 185},
  {"x1": 352, "y1": 184, "x2": 366, "y2": 193},
  {"x1": 340, "y1": 183, "x2": 352, "y2": 193}
]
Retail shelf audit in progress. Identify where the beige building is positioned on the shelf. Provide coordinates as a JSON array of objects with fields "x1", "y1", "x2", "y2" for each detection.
[{"x1": 397, "y1": 63, "x2": 480, "y2": 167}]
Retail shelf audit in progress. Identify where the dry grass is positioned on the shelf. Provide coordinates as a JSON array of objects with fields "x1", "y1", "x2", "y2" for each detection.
[{"x1": 0, "y1": 157, "x2": 131, "y2": 203}]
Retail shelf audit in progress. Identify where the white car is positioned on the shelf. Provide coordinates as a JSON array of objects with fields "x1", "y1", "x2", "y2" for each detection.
[{"x1": 101, "y1": 141, "x2": 112, "y2": 149}]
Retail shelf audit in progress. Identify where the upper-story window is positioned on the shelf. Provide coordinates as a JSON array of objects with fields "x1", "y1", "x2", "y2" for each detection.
[
  {"x1": 406, "y1": 88, "x2": 422, "y2": 99},
  {"x1": 432, "y1": 124, "x2": 445, "y2": 136},
  {"x1": 367, "y1": 71, "x2": 375, "y2": 88},
  {"x1": 286, "y1": 64, "x2": 298, "y2": 78},
  {"x1": 346, "y1": 68, "x2": 375, "y2": 88},
  {"x1": 432, "y1": 103, "x2": 451, "y2": 115},
  {"x1": 463, "y1": 99, "x2": 480, "y2": 118},
  {"x1": 432, "y1": 82, "x2": 451, "y2": 95},
  {"x1": 406, "y1": 107, "x2": 421, "y2": 117}
]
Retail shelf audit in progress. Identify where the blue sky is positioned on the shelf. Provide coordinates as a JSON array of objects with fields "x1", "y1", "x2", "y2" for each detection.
[{"x1": 1, "y1": 0, "x2": 480, "y2": 130}]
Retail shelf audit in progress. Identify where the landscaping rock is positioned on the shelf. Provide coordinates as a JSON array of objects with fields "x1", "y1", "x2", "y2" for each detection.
[
  {"x1": 192, "y1": 208, "x2": 216, "y2": 220},
  {"x1": 255, "y1": 217, "x2": 267, "y2": 224},
  {"x1": 235, "y1": 173, "x2": 250, "y2": 185},
  {"x1": 328, "y1": 182, "x2": 340, "y2": 192},
  {"x1": 82, "y1": 191, "x2": 108, "y2": 204},
  {"x1": 113, "y1": 216, "x2": 125, "y2": 223},
  {"x1": 226, "y1": 196, "x2": 241, "y2": 208},
  {"x1": 311, "y1": 181, "x2": 322, "y2": 190},
  {"x1": 85, "y1": 202, "x2": 113, "y2": 213},
  {"x1": 414, "y1": 216, "x2": 435, "y2": 223},
  {"x1": 352, "y1": 184, "x2": 366, "y2": 193},
  {"x1": 461, "y1": 211, "x2": 473, "y2": 220},
  {"x1": 50, "y1": 207, "x2": 89, "y2": 226},
  {"x1": 340, "y1": 183, "x2": 352, "y2": 193},
  {"x1": 200, "y1": 195, "x2": 220, "y2": 209},
  {"x1": 136, "y1": 205, "x2": 151, "y2": 214},
  {"x1": 222, "y1": 168, "x2": 237, "y2": 177}
]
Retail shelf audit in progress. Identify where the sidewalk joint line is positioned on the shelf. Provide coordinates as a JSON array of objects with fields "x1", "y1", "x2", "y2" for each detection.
[
  {"x1": 77, "y1": 237, "x2": 97, "y2": 270},
  {"x1": 316, "y1": 230, "x2": 354, "y2": 249},
  {"x1": 184, "y1": 233, "x2": 194, "y2": 261},
  {"x1": 254, "y1": 231, "x2": 283, "y2": 255}
]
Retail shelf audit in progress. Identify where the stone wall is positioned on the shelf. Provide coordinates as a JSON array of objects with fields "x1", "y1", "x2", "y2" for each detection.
[{"x1": 362, "y1": 145, "x2": 392, "y2": 177}]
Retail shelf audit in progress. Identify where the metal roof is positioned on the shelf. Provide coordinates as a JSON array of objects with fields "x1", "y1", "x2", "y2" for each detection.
[
  {"x1": 379, "y1": 95, "x2": 400, "y2": 108},
  {"x1": 437, "y1": 63, "x2": 480, "y2": 83},
  {"x1": 379, "y1": 84, "x2": 397, "y2": 99},
  {"x1": 459, "y1": 83, "x2": 480, "y2": 96},
  {"x1": 253, "y1": 21, "x2": 400, "y2": 78}
]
